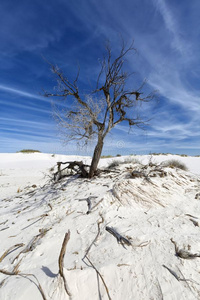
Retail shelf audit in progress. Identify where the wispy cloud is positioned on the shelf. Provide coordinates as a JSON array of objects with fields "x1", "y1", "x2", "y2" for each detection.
[
  {"x1": 152, "y1": 0, "x2": 190, "y2": 55},
  {"x1": 0, "y1": 84, "x2": 47, "y2": 101},
  {"x1": 149, "y1": 71, "x2": 200, "y2": 112},
  {"x1": 1, "y1": 128, "x2": 56, "y2": 140},
  {"x1": 0, "y1": 117, "x2": 53, "y2": 128},
  {"x1": 0, "y1": 84, "x2": 70, "y2": 112},
  {"x1": 0, "y1": 117, "x2": 57, "y2": 138},
  {"x1": 0, "y1": 100, "x2": 51, "y2": 115}
]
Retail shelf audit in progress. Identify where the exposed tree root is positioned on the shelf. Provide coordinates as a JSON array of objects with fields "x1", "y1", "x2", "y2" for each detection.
[{"x1": 54, "y1": 161, "x2": 90, "y2": 180}]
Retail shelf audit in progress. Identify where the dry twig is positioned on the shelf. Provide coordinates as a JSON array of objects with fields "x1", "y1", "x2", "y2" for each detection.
[
  {"x1": 171, "y1": 238, "x2": 200, "y2": 259},
  {"x1": 0, "y1": 243, "x2": 24, "y2": 263},
  {"x1": 91, "y1": 198, "x2": 104, "y2": 211},
  {"x1": 105, "y1": 226, "x2": 131, "y2": 248},
  {"x1": 12, "y1": 229, "x2": 50, "y2": 264},
  {"x1": 189, "y1": 218, "x2": 199, "y2": 227},
  {"x1": 83, "y1": 214, "x2": 104, "y2": 259},
  {"x1": 85, "y1": 255, "x2": 112, "y2": 300},
  {"x1": 82, "y1": 215, "x2": 111, "y2": 299},
  {"x1": 0, "y1": 269, "x2": 47, "y2": 300},
  {"x1": 79, "y1": 197, "x2": 92, "y2": 214},
  {"x1": 163, "y1": 265, "x2": 200, "y2": 285},
  {"x1": 58, "y1": 230, "x2": 72, "y2": 297}
]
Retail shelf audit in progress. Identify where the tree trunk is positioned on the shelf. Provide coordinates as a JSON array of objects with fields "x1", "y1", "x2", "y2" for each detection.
[{"x1": 89, "y1": 138, "x2": 104, "y2": 178}]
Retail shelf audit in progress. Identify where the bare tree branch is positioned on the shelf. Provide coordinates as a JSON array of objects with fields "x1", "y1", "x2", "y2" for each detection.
[{"x1": 44, "y1": 39, "x2": 156, "y2": 177}]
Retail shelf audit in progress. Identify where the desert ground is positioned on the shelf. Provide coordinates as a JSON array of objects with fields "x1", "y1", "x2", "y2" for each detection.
[{"x1": 0, "y1": 153, "x2": 200, "y2": 300}]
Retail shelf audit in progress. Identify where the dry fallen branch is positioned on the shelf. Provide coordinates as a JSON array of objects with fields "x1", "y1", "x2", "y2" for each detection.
[
  {"x1": 0, "y1": 243, "x2": 24, "y2": 263},
  {"x1": 85, "y1": 255, "x2": 112, "y2": 300},
  {"x1": 163, "y1": 265, "x2": 200, "y2": 285},
  {"x1": 0, "y1": 220, "x2": 8, "y2": 226},
  {"x1": 0, "y1": 269, "x2": 18, "y2": 276},
  {"x1": 22, "y1": 273, "x2": 48, "y2": 300},
  {"x1": 54, "y1": 161, "x2": 90, "y2": 180},
  {"x1": 12, "y1": 229, "x2": 50, "y2": 264},
  {"x1": 162, "y1": 265, "x2": 180, "y2": 281},
  {"x1": 0, "y1": 269, "x2": 47, "y2": 300},
  {"x1": 22, "y1": 203, "x2": 53, "y2": 230},
  {"x1": 48, "y1": 203, "x2": 53, "y2": 211},
  {"x1": 58, "y1": 230, "x2": 72, "y2": 297},
  {"x1": 105, "y1": 226, "x2": 131, "y2": 248},
  {"x1": 189, "y1": 218, "x2": 199, "y2": 227},
  {"x1": 82, "y1": 215, "x2": 111, "y2": 299},
  {"x1": 66, "y1": 209, "x2": 75, "y2": 216},
  {"x1": 27, "y1": 203, "x2": 53, "y2": 222},
  {"x1": 13, "y1": 258, "x2": 22, "y2": 274},
  {"x1": 79, "y1": 197, "x2": 92, "y2": 214},
  {"x1": 83, "y1": 214, "x2": 104, "y2": 260},
  {"x1": 0, "y1": 278, "x2": 7, "y2": 288},
  {"x1": 185, "y1": 213, "x2": 199, "y2": 219},
  {"x1": 171, "y1": 238, "x2": 200, "y2": 259},
  {"x1": 90, "y1": 198, "x2": 104, "y2": 211},
  {"x1": 27, "y1": 214, "x2": 48, "y2": 222},
  {"x1": 0, "y1": 227, "x2": 9, "y2": 232}
]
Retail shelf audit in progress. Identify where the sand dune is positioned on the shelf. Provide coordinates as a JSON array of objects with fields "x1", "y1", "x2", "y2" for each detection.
[{"x1": 0, "y1": 153, "x2": 200, "y2": 300}]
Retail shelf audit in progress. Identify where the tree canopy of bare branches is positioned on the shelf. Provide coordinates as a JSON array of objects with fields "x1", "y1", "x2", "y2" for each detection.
[{"x1": 44, "y1": 40, "x2": 155, "y2": 178}]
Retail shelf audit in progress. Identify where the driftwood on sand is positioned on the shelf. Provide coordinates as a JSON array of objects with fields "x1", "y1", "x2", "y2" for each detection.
[
  {"x1": 54, "y1": 161, "x2": 90, "y2": 180},
  {"x1": 105, "y1": 226, "x2": 131, "y2": 248}
]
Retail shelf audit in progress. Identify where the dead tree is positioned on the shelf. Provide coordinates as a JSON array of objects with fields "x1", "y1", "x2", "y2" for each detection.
[{"x1": 44, "y1": 40, "x2": 155, "y2": 178}]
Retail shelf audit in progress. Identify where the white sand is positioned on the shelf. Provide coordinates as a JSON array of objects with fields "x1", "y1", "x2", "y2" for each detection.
[{"x1": 0, "y1": 153, "x2": 200, "y2": 300}]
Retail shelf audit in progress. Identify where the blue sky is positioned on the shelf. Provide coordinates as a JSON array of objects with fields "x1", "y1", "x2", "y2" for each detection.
[{"x1": 0, "y1": 0, "x2": 200, "y2": 156}]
